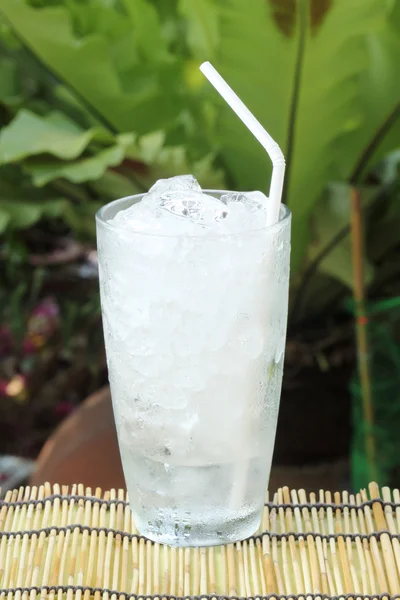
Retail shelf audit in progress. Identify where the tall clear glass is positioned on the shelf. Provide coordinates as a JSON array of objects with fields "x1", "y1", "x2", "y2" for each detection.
[{"x1": 96, "y1": 192, "x2": 291, "y2": 546}]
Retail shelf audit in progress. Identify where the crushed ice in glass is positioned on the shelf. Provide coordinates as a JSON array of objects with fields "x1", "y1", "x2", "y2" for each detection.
[
  {"x1": 159, "y1": 191, "x2": 228, "y2": 225},
  {"x1": 109, "y1": 174, "x2": 269, "y2": 235}
]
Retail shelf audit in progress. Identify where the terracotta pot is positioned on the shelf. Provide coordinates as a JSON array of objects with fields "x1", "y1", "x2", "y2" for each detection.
[{"x1": 30, "y1": 387, "x2": 125, "y2": 490}]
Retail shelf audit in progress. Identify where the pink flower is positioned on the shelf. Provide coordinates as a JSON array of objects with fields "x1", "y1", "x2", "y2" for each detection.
[{"x1": 23, "y1": 297, "x2": 60, "y2": 354}]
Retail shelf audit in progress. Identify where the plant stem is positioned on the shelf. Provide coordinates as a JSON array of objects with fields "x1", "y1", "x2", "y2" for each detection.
[
  {"x1": 282, "y1": 0, "x2": 308, "y2": 206},
  {"x1": 289, "y1": 185, "x2": 392, "y2": 323},
  {"x1": 290, "y1": 102, "x2": 399, "y2": 323},
  {"x1": 350, "y1": 186, "x2": 377, "y2": 483},
  {"x1": 350, "y1": 102, "x2": 400, "y2": 184}
]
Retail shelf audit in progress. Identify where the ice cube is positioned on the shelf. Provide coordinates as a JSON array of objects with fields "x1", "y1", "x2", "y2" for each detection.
[
  {"x1": 218, "y1": 191, "x2": 267, "y2": 234},
  {"x1": 221, "y1": 191, "x2": 266, "y2": 212},
  {"x1": 147, "y1": 174, "x2": 202, "y2": 196},
  {"x1": 245, "y1": 190, "x2": 268, "y2": 206},
  {"x1": 110, "y1": 175, "x2": 230, "y2": 235},
  {"x1": 109, "y1": 176, "x2": 269, "y2": 236},
  {"x1": 159, "y1": 190, "x2": 228, "y2": 226},
  {"x1": 111, "y1": 199, "x2": 162, "y2": 233}
]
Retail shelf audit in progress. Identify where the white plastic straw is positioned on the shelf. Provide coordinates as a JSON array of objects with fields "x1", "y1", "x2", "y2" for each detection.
[{"x1": 200, "y1": 61, "x2": 285, "y2": 226}]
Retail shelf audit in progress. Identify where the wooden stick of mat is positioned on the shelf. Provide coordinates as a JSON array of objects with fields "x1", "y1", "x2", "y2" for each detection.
[{"x1": 369, "y1": 482, "x2": 399, "y2": 593}]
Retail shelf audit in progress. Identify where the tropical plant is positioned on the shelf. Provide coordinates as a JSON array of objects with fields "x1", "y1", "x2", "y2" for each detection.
[
  {"x1": 198, "y1": 0, "x2": 400, "y2": 320},
  {"x1": 0, "y1": 0, "x2": 225, "y2": 238},
  {"x1": 0, "y1": 0, "x2": 399, "y2": 325}
]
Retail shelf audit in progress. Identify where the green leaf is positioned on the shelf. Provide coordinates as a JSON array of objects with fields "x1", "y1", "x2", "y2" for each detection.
[
  {"x1": 0, "y1": 0, "x2": 183, "y2": 133},
  {"x1": 0, "y1": 198, "x2": 66, "y2": 228},
  {"x1": 368, "y1": 171, "x2": 400, "y2": 262},
  {"x1": 62, "y1": 199, "x2": 101, "y2": 237},
  {"x1": 26, "y1": 133, "x2": 134, "y2": 186},
  {"x1": 0, "y1": 208, "x2": 10, "y2": 232},
  {"x1": 64, "y1": 0, "x2": 140, "y2": 76},
  {"x1": 0, "y1": 109, "x2": 103, "y2": 162},
  {"x1": 0, "y1": 56, "x2": 21, "y2": 105},
  {"x1": 149, "y1": 146, "x2": 226, "y2": 189},
  {"x1": 191, "y1": 153, "x2": 226, "y2": 189},
  {"x1": 178, "y1": 0, "x2": 219, "y2": 60},
  {"x1": 65, "y1": 0, "x2": 131, "y2": 41},
  {"x1": 122, "y1": 0, "x2": 170, "y2": 62},
  {"x1": 0, "y1": 167, "x2": 73, "y2": 230},
  {"x1": 344, "y1": 0, "x2": 400, "y2": 180},
  {"x1": 212, "y1": 0, "x2": 392, "y2": 273},
  {"x1": 128, "y1": 131, "x2": 165, "y2": 164},
  {"x1": 309, "y1": 182, "x2": 374, "y2": 289},
  {"x1": 90, "y1": 169, "x2": 139, "y2": 199}
]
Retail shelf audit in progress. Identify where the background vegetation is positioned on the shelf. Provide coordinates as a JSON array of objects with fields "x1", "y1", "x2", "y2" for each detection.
[{"x1": 0, "y1": 0, "x2": 399, "y2": 466}]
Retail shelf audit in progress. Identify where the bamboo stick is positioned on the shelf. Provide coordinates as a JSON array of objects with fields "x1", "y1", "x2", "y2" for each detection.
[
  {"x1": 39, "y1": 486, "x2": 58, "y2": 600},
  {"x1": 394, "y1": 488, "x2": 400, "y2": 533},
  {"x1": 153, "y1": 536, "x2": 160, "y2": 595},
  {"x1": 360, "y1": 488, "x2": 387, "y2": 593},
  {"x1": 13, "y1": 486, "x2": 30, "y2": 600},
  {"x1": 24, "y1": 486, "x2": 43, "y2": 600},
  {"x1": 298, "y1": 489, "x2": 320, "y2": 593},
  {"x1": 199, "y1": 547, "x2": 207, "y2": 595},
  {"x1": 66, "y1": 485, "x2": 81, "y2": 600},
  {"x1": 102, "y1": 488, "x2": 115, "y2": 600},
  {"x1": 350, "y1": 186, "x2": 377, "y2": 482},
  {"x1": 52, "y1": 485, "x2": 69, "y2": 600},
  {"x1": 7, "y1": 487, "x2": 24, "y2": 599},
  {"x1": 350, "y1": 493, "x2": 368, "y2": 594},
  {"x1": 277, "y1": 488, "x2": 291, "y2": 595},
  {"x1": 208, "y1": 546, "x2": 216, "y2": 595},
  {"x1": 341, "y1": 490, "x2": 360, "y2": 592},
  {"x1": 242, "y1": 540, "x2": 251, "y2": 596},
  {"x1": 219, "y1": 542, "x2": 227, "y2": 596},
  {"x1": 177, "y1": 547, "x2": 184, "y2": 597},
  {"x1": 382, "y1": 487, "x2": 400, "y2": 582},
  {"x1": 137, "y1": 537, "x2": 145, "y2": 596},
  {"x1": 310, "y1": 492, "x2": 327, "y2": 595},
  {"x1": 369, "y1": 482, "x2": 399, "y2": 593},
  {"x1": 121, "y1": 493, "x2": 131, "y2": 598},
  {"x1": 146, "y1": 539, "x2": 153, "y2": 596},
  {"x1": 1, "y1": 488, "x2": 18, "y2": 597},
  {"x1": 227, "y1": 543, "x2": 237, "y2": 597},
  {"x1": 95, "y1": 489, "x2": 108, "y2": 600},
  {"x1": 20, "y1": 487, "x2": 36, "y2": 600},
  {"x1": 292, "y1": 489, "x2": 311, "y2": 592},
  {"x1": 256, "y1": 537, "x2": 267, "y2": 597},
  {"x1": 84, "y1": 488, "x2": 100, "y2": 600},
  {"x1": 235, "y1": 540, "x2": 246, "y2": 597},
  {"x1": 270, "y1": 492, "x2": 284, "y2": 595},
  {"x1": 192, "y1": 546, "x2": 200, "y2": 596}
]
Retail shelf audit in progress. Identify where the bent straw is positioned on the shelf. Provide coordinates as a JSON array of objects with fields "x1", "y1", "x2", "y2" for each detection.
[
  {"x1": 200, "y1": 61, "x2": 285, "y2": 226},
  {"x1": 200, "y1": 62, "x2": 286, "y2": 514}
]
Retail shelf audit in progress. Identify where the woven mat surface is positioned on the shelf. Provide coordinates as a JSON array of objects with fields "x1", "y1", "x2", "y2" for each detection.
[{"x1": 1, "y1": 482, "x2": 400, "y2": 599}]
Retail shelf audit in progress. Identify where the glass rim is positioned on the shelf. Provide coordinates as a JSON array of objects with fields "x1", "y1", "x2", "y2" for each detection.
[{"x1": 96, "y1": 190, "x2": 291, "y2": 239}]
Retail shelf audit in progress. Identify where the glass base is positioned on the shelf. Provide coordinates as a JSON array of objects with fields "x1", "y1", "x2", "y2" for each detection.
[{"x1": 133, "y1": 505, "x2": 261, "y2": 547}]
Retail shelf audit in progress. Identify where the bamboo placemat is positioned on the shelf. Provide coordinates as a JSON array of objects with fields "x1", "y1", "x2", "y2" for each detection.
[{"x1": 1, "y1": 482, "x2": 400, "y2": 599}]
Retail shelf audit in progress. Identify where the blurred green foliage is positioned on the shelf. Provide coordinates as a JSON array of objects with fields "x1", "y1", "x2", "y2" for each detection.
[{"x1": 0, "y1": 0, "x2": 398, "y2": 324}]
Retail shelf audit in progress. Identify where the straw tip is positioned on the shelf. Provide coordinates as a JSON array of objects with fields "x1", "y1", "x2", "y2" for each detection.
[{"x1": 199, "y1": 61, "x2": 212, "y2": 74}]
